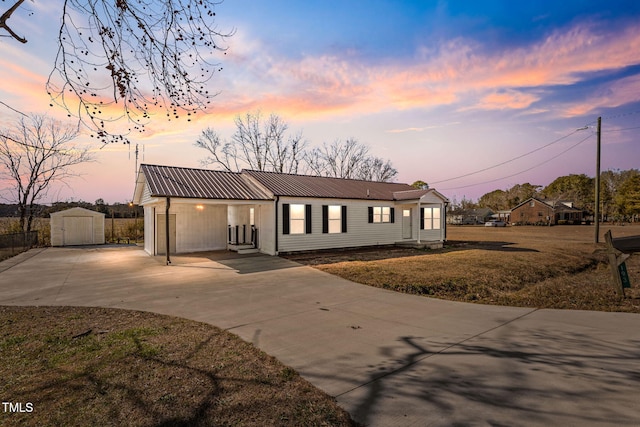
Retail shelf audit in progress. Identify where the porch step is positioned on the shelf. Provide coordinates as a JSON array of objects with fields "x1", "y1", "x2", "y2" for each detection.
[
  {"x1": 228, "y1": 244, "x2": 257, "y2": 253},
  {"x1": 237, "y1": 248, "x2": 260, "y2": 255}
]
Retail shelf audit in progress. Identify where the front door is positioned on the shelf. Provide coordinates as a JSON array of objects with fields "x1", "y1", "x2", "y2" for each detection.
[{"x1": 402, "y1": 209, "x2": 412, "y2": 239}]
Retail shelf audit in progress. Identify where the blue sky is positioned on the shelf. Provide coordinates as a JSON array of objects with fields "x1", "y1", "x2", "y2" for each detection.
[{"x1": 1, "y1": 0, "x2": 639, "y2": 203}]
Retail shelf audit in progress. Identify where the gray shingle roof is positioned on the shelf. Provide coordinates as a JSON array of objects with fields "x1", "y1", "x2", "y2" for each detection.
[
  {"x1": 140, "y1": 164, "x2": 272, "y2": 200},
  {"x1": 244, "y1": 170, "x2": 417, "y2": 200}
]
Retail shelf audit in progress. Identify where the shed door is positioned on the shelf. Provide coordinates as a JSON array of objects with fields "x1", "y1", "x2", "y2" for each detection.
[
  {"x1": 156, "y1": 214, "x2": 176, "y2": 255},
  {"x1": 63, "y1": 217, "x2": 94, "y2": 245},
  {"x1": 402, "y1": 209, "x2": 412, "y2": 239}
]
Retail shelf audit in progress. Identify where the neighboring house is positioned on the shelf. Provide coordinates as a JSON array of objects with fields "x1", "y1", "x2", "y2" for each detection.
[
  {"x1": 511, "y1": 198, "x2": 584, "y2": 225},
  {"x1": 132, "y1": 164, "x2": 449, "y2": 256},
  {"x1": 447, "y1": 208, "x2": 494, "y2": 225}
]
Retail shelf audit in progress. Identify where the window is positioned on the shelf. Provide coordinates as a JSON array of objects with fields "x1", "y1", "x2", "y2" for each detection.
[
  {"x1": 368, "y1": 206, "x2": 394, "y2": 223},
  {"x1": 323, "y1": 205, "x2": 347, "y2": 233},
  {"x1": 282, "y1": 203, "x2": 311, "y2": 235},
  {"x1": 421, "y1": 207, "x2": 441, "y2": 230},
  {"x1": 249, "y1": 208, "x2": 255, "y2": 226},
  {"x1": 289, "y1": 204, "x2": 306, "y2": 234},
  {"x1": 374, "y1": 206, "x2": 390, "y2": 223},
  {"x1": 328, "y1": 205, "x2": 341, "y2": 233}
]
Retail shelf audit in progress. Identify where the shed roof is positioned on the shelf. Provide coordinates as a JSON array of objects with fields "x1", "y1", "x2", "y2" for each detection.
[
  {"x1": 244, "y1": 170, "x2": 418, "y2": 200},
  {"x1": 50, "y1": 207, "x2": 105, "y2": 217},
  {"x1": 139, "y1": 164, "x2": 272, "y2": 200}
]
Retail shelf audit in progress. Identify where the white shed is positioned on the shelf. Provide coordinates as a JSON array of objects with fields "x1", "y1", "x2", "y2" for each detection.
[{"x1": 50, "y1": 207, "x2": 106, "y2": 246}]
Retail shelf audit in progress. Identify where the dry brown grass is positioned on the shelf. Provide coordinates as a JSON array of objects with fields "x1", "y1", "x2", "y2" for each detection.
[
  {"x1": 285, "y1": 225, "x2": 640, "y2": 312},
  {"x1": 0, "y1": 306, "x2": 356, "y2": 427}
]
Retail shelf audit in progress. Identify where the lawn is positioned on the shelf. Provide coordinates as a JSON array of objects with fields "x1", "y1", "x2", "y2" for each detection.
[
  {"x1": 0, "y1": 306, "x2": 356, "y2": 427},
  {"x1": 285, "y1": 224, "x2": 640, "y2": 312}
]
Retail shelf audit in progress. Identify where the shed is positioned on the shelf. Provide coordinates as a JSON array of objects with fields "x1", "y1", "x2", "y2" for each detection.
[{"x1": 50, "y1": 207, "x2": 106, "y2": 246}]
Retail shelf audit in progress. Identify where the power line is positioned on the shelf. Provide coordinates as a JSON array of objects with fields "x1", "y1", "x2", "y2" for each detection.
[
  {"x1": 431, "y1": 128, "x2": 589, "y2": 185},
  {"x1": 606, "y1": 125, "x2": 640, "y2": 132},
  {"x1": 441, "y1": 133, "x2": 593, "y2": 191}
]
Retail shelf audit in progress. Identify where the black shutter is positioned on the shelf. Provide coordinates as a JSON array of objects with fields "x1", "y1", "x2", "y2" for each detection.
[
  {"x1": 390, "y1": 207, "x2": 395, "y2": 223},
  {"x1": 282, "y1": 204, "x2": 290, "y2": 235},
  {"x1": 368, "y1": 207, "x2": 374, "y2": 223},
  {"x1": 305, "y1": 204, "x2": 312, "y2": 234},
  {"x1": 322, "y1": 205, "x2": 329, "y2": 234},
  {"x1": 341, "y1": 205, "x2": 348, "y2": 233},
  {"x1": 420, "y1": 207, "x2": 424, "y2": 230}
]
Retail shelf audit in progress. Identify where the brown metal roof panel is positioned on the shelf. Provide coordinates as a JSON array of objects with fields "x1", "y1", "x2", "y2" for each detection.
[
  {"x1": 244, "y1": 170, "x2": 415, "y2": 200},
  {"x1": 393, "y1": 189, "x2": 430, "y2": 200},
  {"x1": 140, "y1": 165, "x2": 272, "y2": 200}
]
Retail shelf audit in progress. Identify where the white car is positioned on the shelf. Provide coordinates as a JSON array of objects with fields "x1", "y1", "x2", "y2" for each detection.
[{"x1": 485, "y1": 220, "x2": 506, "y2": 227}]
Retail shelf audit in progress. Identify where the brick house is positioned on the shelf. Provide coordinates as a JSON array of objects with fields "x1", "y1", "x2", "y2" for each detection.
[{"x1": 511, "y1": 197, "x2": 584, "y2": 225}]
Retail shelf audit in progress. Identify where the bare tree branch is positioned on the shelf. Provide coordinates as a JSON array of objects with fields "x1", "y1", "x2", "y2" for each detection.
[
  {"x1": 38, "y1": 0, "x2": 233, "y2": 143},
  {"x1": 306, "y1": 138, "x2": 398, "y2": 182},
  {"x1": 0, "y1": 114, "x2": 94, "y2": 232},
  {"x1": 0, "y1": 0, "x2": 27, "y2": 43},
  {"x1": 196, "y1": 111, "x2": 308, "y2": 174}
]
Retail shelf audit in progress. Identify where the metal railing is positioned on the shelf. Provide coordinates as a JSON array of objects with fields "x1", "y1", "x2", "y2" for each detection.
[
  {"x1": 228, "y1": 224, "x2": 258, "y2": 247},
  {"x1": 0, "y1": 231, "x2": 38, "y2": 260}
]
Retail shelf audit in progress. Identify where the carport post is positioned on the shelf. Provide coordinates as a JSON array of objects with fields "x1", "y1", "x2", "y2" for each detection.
[{"x1": 166, "y1": 197, "x2": 171, "y2": 265}]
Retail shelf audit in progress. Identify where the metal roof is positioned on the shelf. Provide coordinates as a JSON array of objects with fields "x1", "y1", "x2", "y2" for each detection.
[
  {"x1": 392, "y1": 189, "x2": 431, "y2": 201},
  {"x1": 244, "y1": 170, "x2": 418, "y2": 200},
  {"x1": 140, "y1": 164, "x2": 273, "y2": 200},
  {"x1": 137, "y1": 165, "x2": 446, "y2": 202}
]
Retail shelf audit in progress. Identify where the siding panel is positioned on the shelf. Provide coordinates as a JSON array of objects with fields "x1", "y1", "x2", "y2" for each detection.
[{"x1": 278, "y1": 197, "x2": 402, "y2": 252}]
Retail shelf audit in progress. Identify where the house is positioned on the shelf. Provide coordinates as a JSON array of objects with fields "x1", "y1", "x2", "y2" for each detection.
[
  {"x1": 132, "y1": 164, "x2": 449, "y2": 257},
  {"x1": 511, "y1": 197, "x2": 584, "y2": 225},
  {"x1": 50, "y1": 207, "x2": 106, "y2": 246},
  {"x1": 447, "y1": 207, "x2": 494, "y2": 225}
]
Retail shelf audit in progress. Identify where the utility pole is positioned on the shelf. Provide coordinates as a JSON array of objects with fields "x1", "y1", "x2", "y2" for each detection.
[{"x1": 595, "y1": 117, "x2": 601, "y2": 243}]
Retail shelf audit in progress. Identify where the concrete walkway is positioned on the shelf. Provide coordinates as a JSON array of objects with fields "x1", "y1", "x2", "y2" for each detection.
[{"x1": 1, "y1": 246, "x2": 639, "y2": 426}]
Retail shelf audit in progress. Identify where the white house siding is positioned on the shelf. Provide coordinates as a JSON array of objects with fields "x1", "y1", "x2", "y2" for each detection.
[
  {"x1": 140, "y1": 184, "x2": 153, "y2": 205},
  {"x1": 259, "y1": 202, "x2": 276, "y2": 255},
  {"x1": 277, "y1": 197, "x2": 401, "y2": 253},
  {"x1": 143, "y1": 206, "x2": 155, "y2": 254},
  {"x1": 171, "y1": 203, "x2": 227, "y2": 253},
  {"x1": 142, "y1": 200, "x2": 227, "y2": 255}
]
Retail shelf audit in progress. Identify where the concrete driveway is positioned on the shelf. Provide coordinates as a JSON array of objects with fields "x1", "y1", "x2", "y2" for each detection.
[{"x1": 1, "y1": 246, "x2": 640, "y2": 426}]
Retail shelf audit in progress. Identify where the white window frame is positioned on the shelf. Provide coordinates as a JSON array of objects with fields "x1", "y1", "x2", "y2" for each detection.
[
  {"x1": 423, "y1": 207, "x2": 441, "y2": 230},
  {"x1": 328, "y1": 205, "x2": 342, "y2": 234},
  {"x1": 373, "y1": 206, "x2": 391, "y2": 223},
  {"x1": 290, "y1": 204, "x2": 306, "y2": 234}
]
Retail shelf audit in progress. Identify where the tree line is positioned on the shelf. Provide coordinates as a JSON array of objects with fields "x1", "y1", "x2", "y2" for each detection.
[{"x1": 450, "y1": 170, "x2": 640, "y2": 221}]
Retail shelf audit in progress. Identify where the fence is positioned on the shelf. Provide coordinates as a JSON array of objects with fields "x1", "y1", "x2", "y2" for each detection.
[{"x1": 0, "y1": 231, "x2": 39, "y2": 260}]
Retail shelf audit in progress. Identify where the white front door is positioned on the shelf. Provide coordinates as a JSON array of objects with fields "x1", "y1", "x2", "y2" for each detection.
[{"x1": 402, "y1": 209, "x2": 412, "y2": 239}]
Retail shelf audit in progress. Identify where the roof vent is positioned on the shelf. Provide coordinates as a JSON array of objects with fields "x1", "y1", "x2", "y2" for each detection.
[{"x1": 367, "y1": 189, "x2": 370, "y2": 198}]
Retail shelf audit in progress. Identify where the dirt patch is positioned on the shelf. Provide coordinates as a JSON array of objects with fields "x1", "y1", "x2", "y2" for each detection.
[{"x1": 0, "y1": 306, "x2": 357, "y2": 427}]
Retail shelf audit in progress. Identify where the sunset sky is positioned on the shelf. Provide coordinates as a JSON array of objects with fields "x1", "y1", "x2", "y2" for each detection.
[{"x1": 1, "y1": 0, "x2": 639, "y2": 204}]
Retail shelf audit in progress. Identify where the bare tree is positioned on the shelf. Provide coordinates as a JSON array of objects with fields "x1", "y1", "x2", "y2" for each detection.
[
  {"x1": 1, "y1": 1, "x2": 232, "y2": 142},
  {"x1": 0, "y1": 114, "x2": 93, "y2": 232},
  {"x1": 306, "y1": 138, "x2": 398, "y2": 182},
  {"x1": 195, "y1": 111, "x2": 307, "y2": 174}
]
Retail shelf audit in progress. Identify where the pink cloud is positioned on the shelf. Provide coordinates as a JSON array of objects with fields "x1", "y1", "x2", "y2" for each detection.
[{"x1": 220, "y1": 19, "x2": 640, "y2": 118}]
